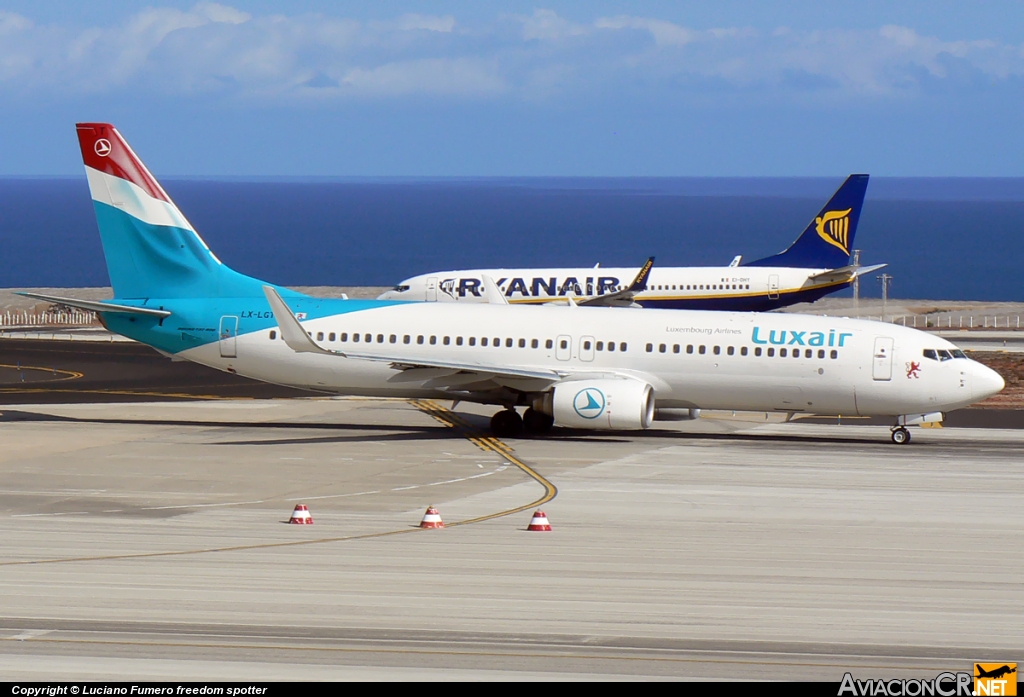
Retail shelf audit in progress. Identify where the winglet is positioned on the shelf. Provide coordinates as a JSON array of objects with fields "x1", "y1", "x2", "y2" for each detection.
[
  {"x1": 628, "y1": 256, "x2": 655, "y2": 292},
  {"x1": 480, "y1": 275, "x2": 508, "y2": 305},
  {"x1": 263, "y1": 286, "x2": 336, "y2": 355}
]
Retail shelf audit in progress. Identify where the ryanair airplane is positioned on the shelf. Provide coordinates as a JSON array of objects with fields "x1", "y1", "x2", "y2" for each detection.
[
  {"x1": 379, "y1": 174, "x2": 885, "y2": 310},
  {"x1": 21, "y1": 124, "x2": 1003, "y2": 445}
]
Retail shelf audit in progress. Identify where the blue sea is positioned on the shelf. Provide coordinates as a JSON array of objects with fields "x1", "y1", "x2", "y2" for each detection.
[{"x1": 1, "y1": 177, "x2": 1022, "y2": 300}]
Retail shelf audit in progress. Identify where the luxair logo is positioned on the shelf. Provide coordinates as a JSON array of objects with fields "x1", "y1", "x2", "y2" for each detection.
[
  {"x1": 816, "y1": 207, "x2": 852, "y2": 255},
  {"x1": 975, "y1": 663, "x2": 1017, "y2": 696},
  {"x1": 573, "y1": 387, "x2": 606, "y2": 419}
]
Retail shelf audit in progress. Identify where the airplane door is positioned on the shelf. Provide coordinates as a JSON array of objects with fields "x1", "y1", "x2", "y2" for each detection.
[
  {"x1": 556, "y1": 335, "x2": 572, "y2": 361},
  {"x1": 425, "y1": 277, "x2": 438, "y2": 302},
  {"x1": 580, "y1": 336, "x2": 595, "y2": 362},
  {"x1": 872, "y1": 336, "x2": 894, "y2": 381},
  {"x1": 219, "y1": 316, "x2": 238, "y2": 358},
  {"x1": 768, "y1": 274, "x2": 780, "y2": 300}
]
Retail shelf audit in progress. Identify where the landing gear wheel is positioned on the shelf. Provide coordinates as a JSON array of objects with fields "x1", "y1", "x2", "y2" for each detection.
[
  {"x1": 490, "y1": 408, "x2": 524, "y2": 438},
  {"x1": 523, "y1": 407, "x2": 554, "y2": 435},
  {"x1": 891, "y1": 427, "x2": 911, "y2": 445}
]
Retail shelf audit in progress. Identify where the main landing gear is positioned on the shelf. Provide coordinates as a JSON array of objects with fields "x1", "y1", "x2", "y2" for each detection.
[
  {"x1": 890, "y1": 426, "x2": 911, "y2": 445},
  {"x1": 489, "y1": 407, "x2": 554, "y2": 438}
]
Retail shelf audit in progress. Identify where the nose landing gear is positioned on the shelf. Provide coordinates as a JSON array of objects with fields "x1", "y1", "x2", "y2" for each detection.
[{"x1": 890, "y1": 426, "x2": 911, "y2": 445}]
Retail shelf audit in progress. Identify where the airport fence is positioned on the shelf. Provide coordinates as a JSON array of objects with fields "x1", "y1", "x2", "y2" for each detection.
[
  {"x1": 1, "y1": 309, "x2": 98, "y2": 327},
  {"x1": 874, "y1": 315, "x2": 1023, "y2": 330}
]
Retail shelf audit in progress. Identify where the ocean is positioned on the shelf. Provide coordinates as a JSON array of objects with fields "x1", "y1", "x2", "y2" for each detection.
[{"x1": 1, "y1": 177, "x2": 1021, "y2": 300}]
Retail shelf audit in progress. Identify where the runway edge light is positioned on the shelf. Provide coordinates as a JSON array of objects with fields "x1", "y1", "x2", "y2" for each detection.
[
  {"x1": 289, "y1": 504, "x2": 313, "y2": 525},
  {"x1": 420, "y1": 506, "x2": 445, "y2": 529},
  {"x1": 527, "y1": 511, "x2": 552, "y2": 532}
]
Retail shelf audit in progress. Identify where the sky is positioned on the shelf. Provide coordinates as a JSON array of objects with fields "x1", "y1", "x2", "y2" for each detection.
[{"x1": 1, "y1": 1, "x2": 1022, "y2": 176}]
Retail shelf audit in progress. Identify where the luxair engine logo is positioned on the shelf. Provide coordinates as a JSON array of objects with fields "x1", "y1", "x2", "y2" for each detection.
[{"x1": 573, "y1": 387, "x2": 606, "y2": 419}]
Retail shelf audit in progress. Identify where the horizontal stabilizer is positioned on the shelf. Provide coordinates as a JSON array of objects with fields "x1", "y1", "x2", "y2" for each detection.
[
  {"x1": 14, "y1": 292, "x2": 171, "y2": 318},
  {"x1": 807, "y1": 263, "x2": 888, "y2": 284}
]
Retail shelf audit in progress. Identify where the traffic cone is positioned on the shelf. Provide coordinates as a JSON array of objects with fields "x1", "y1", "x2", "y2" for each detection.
[
  {"x1": 420, "y1": 506, "x2": 444, "y2": 529},
  {"x1": 289, "y1": 504, "x2": 313, "y2": 524},
  {"x1": 527, "y1": 510, "x2": 551, "y2": 531}
]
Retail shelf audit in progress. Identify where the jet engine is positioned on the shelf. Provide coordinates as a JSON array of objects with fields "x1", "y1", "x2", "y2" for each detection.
[{"x1": 537, "y1": 379, "x2": 655, "y2": 430}]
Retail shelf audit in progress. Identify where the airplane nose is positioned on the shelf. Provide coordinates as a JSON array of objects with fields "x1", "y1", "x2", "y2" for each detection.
[{"x1": 973, "y1": 362, "x2": 1005, "y2": 400}]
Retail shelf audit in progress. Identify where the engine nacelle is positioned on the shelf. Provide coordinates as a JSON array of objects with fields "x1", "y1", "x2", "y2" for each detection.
[{"x1": 541, "y1": 379, "x2": 655, "y2": 430}]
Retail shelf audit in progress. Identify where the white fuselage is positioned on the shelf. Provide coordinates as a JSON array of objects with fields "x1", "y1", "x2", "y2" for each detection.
[
  {"x1": 182, "y1": 303, "x2": 1003, "y2": 418},
  {"x1": 378, "y1": 266, "x2": 840, "y2": 307}
]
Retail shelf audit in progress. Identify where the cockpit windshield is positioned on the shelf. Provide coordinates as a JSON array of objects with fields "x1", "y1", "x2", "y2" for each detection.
[
  {"x1": 392, "y1": 285, "x2": 410, "y2": 292},
  {"x1": 924, "y1": 348, "x2": 966, "y2": 361}
]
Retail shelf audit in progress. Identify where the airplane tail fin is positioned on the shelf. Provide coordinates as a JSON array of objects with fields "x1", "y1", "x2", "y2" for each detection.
[
  {"x1": 76, "y1": 123, "x2": 270, "y2": 299},
  {"x1": 746, "y1": 174, "x2": 869, "y2": 269}
]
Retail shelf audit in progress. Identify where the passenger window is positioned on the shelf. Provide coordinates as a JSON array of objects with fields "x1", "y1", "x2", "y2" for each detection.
[
  {"x1": 269, "y1": 330, "x2": 277, "y2": 340},
  {"x1": 584, "y1": 340, "x2": 592, "y2": 350},
  {"x1": 560, "y1": 339, "x2": 568, "y2": 349},
  {"x1": 740, "y1": 346, "x2": 748, "y2": 356},
  {"x1": 608, "y1": 342, "x2": 615, "y2": 352},
  {"x1": 531, "y1": 339, "x2": 538, "y2": 348},
  {"x1": 430, "y1": 336, "x2": 437, "y2": 345},
  {"x1": 687, "y1": 344, "x2": 694, "y2": 354},
  {"x1": 620, "y1": 343, "x2": 627, "y2": 352},
  {"x1": 494, "y1": 337, "x2": 500, "y2": 346},
  {"x1": 768, "y1": 348, "x2": 775, "y2": 357},
  {"x1": 456, "y1": 337, "x2": 463, "y2": 346},
  {"x1": 341, "y1": 332, "x2": 348, "y2": 342},
  {"x1": 375, "y1": 334, "x2": 382, "y2": 343},
  {"x1": 673, "y1": 344, "x2": 680, "y2": 354},
  {"x1": 546, "y1": 339, "x2": 553, "y2": 349},
  {"x1": 404, "y1": 335, "x2": 411, "y2": 344},
  {"x1": 780, "y1": 348, "x2": 787, "y2": 357},
  {"x1": 698, "y1": 345, "x2": 706, "y2": 355},
  {"x1": 659, "y1": 343, "x2": 666, "y2": 353},
  {"x1": 596, "y1": 341, "x2": 604, "y2": 351},
  {"x1": 469, "y1": 337, "x2": 476, "y2": 346},
  {"x1": 443, "y1": 336, "x2": 450, "y2": 345},
  {"x1": 482, "y1": 337, "x2": 489, "y2": 347},
  {"x1": 506, "y1": 338, "x2": 513, "y2": 348},
  {"x1": 519, "y1": 338, "x2": 526, "y2": 348},
  {"x1": 646, "y1": 343, "x2": 653, "y2": 353},
  {"x1": 805, "y1": 349, "x2": 812, "y2": 358},
  {"x1": 328, "y1": 332, "x2": 335, "y2": 341},
  {"x1": 417, "y1": 335, "x2": 424, "y2": 344},
  {"x1": 830, "y1": 350, "x2": 838, "y2": 359},
  {"x1": 818, "y1": 349, "x2": 825, "y2": 358},
  {"x1": 727, "y1": 346, "x2": 734, "y2": 356},
  {"x1": 755, "y1": 347, "x2": 762, "y2": 356},
  {"x1": 316, "y1": 332, "x2": 324, "y2": 341},
  {"x1": 352, "y1": 333, "x2": 360, "y2": 343},
  {"x1": 713, "y1": 346, "x2": 721, "y2": 355}
]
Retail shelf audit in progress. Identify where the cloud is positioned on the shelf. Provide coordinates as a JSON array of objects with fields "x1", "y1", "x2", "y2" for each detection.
[{"x1": 0, "y1": 5, "x2": 1020, "y2": 104}]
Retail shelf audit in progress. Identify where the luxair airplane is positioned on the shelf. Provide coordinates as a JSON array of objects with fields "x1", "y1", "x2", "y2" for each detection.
[
  {"x1": 378, "y1": 174, "x2": 886, "y2": 310},
  {"x1": 20, "y1": 124, "x2": 1003, "y2": 445}
]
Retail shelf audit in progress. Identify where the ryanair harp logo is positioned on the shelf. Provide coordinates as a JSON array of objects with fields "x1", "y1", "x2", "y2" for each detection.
[{"x1": 815, "y1": 208, "x2": 852, "y2": 255}]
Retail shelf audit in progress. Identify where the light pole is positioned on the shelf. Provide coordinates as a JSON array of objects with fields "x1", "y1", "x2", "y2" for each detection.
[
  {"x1": 877, "y1": 273, "x2": 893, "y2": 322},
  {"x1": 851, "y1": 249, "x2": 861, "y2": 303}
]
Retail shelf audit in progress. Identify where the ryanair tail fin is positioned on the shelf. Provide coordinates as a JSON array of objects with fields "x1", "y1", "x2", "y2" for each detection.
[
  {"x1": 76, "y1": 123, "x2": 272, "y2": 299},
  {"x1": 746, "y1": 174, "x2": 869, "y2": 269}
]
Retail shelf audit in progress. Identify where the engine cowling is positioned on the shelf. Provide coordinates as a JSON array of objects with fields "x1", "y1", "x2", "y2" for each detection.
[{"x1": 542, "y1": 379, "x2": 655, "y2": 430}]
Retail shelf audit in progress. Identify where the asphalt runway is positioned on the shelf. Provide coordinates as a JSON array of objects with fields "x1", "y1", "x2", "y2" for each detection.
[{"x1": 0, "y1": 339, "x2": 1022, "y2": 679}]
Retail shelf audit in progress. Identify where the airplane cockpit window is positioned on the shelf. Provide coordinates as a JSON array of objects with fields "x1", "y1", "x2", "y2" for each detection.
[
  {"x1": 392, "y1": 285, "x2": 410, "y2": 292},
  {"x1": 937, "y1": 349, "x2": 953, "y2": 361},
  {"x1": 951, "y1": 349, "x2": 967, "y2": 358},
  {"x1": 923, "y1": 349, "x2": 938, "y2": 360}
]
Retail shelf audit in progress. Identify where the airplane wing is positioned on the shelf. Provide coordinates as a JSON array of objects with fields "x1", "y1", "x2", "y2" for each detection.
[
  {"x1": 807, "y1": 263, "x2": 888, "y2": 284},
  {"x1": 263, "y1": 286, "x2": 563, "y2": 388},
  {"x1": 578, "y1": 257, "x2": 654, "y2": 308},
  {"x1": 14, "y1": 291, "x2": 171, "y2": 318}
]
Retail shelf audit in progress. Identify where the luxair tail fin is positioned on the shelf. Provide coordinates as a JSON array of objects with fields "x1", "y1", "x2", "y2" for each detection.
[
  {"x1": 77, "y1": 123, "x2": 272, "y2": 299},
  {"x1": 746, "y1": 174, "x2": 869, "y2": 269}
]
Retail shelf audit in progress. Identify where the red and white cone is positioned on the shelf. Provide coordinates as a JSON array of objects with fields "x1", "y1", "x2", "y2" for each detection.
[
  {"x1": 420, "y1": 506, "x2": 444, "y2": 529},
  {"x1": 289, "y1": 504, "x2": 313, "y2": 525},
  {"x1": 527, "y1": 510, "x2": 552, "y2": 531}
]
